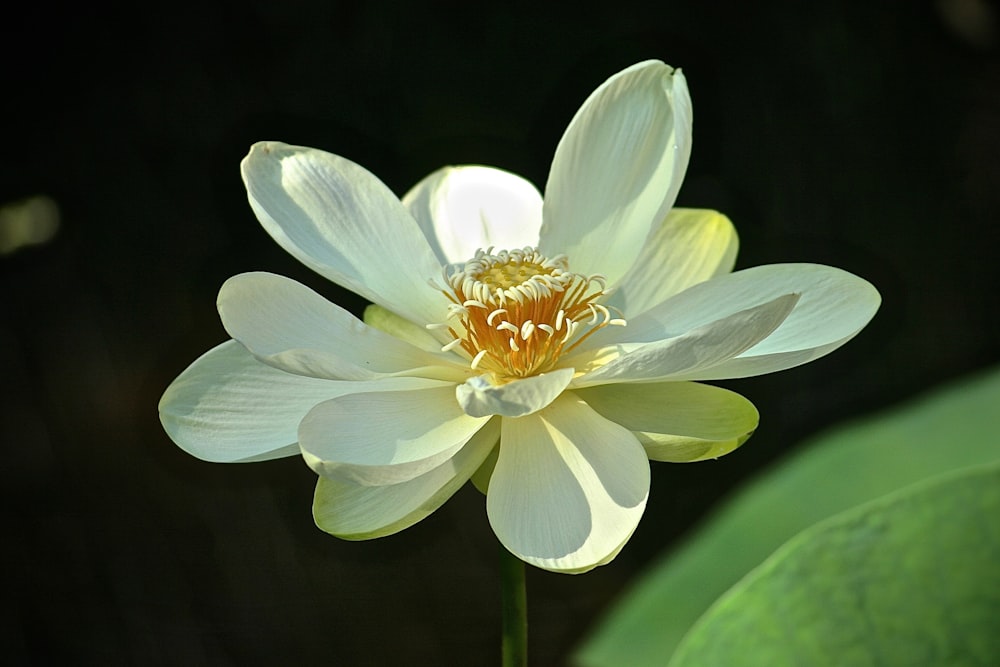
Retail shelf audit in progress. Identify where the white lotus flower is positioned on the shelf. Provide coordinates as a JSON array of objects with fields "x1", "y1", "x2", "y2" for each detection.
[{"x1": 159, "y1": 60, "x2": 880, "y2": 573}]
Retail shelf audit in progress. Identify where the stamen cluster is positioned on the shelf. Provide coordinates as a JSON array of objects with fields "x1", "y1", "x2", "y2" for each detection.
[{"x1": 432, "y1": 247, "x2": 625, "y2": 380}]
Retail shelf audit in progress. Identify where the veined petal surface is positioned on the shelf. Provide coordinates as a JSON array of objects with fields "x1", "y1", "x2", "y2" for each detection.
[
  {"x1": 241, "y1": 142, "x2": 448, "y2": 326},
  {"x1": 299, "y1": 385, "x2": 490, "y2": 486},
  {"x1": 456, "y1": 368, "x2": 574, "y2": 418},
  {"x1": 613, "y1": 264, "x2": 881, "y2": 380},
  {"x1": 487, "y1": 394, "x2": 649, "y2": 573},
  {"x1": 217, "y1": 272, "x2": 465, "y2": 381},
  {"x1": 572, "y1": 293, "x2": 799, "y2": 387},
  {"x1": 158, "y1": 340, "x2": 443, "y2": 463},
  {"x1": 576, "y1": 382, "x2": 758, "y2": 462},
  {"x1": 403, "y1": 165, "x2": 543, "y2": 265},
  {"x1": 540, "y1": 60, "x2": 691, "y2": 287},
  {"x1": 313, "y1": 419, "x2": 499, "y2": 540},
  {"x1": 609, "y1": 208, "x2": 738, "y2": 318}
]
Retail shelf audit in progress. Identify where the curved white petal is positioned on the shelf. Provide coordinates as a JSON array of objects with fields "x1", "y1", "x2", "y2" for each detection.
[
  {"x1": 217, "y1": 272, "x2": 466, "y2": 381},
  {"x1": 158, "y1": 340, "x2": 443, "y2": 463},
  {"x1": 487, "y1": 394, "x2": 649, "y2": 573},
  {"x1": 241, "y1": 142, "x2": 448, "y2": 326},
  {"x1": 540, "y1": 61, "x2": 691, "y2": 287},
  {"x1": 572, "y1": 293, "x2": 799, "y2": 387},
  {"x1": 607, "y1": 264, "x2": 881, "y2": 380},
  {"x1": 313, "y1": 418, "x2": 499, "y2": 539},
  {"x1": 456, "y1": 368, "x2": 574, "y2": 418},
  {"x1": 403, "y1": 165, "x2": 544, "y2": 265},
  {"x1": 299, "y1": 385, "x2": 490, "y2": 486},
  {"x1": 576, "y1": 382, "x2": 758, "y2": 462},
  {"x1": 609, "y1": 208, "x2": 738, "y2": 318}
]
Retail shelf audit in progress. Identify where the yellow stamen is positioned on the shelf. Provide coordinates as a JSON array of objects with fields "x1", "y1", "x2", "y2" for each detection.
[{"x1": 435, "y1": 246, "x2": 625, "y2": 380}]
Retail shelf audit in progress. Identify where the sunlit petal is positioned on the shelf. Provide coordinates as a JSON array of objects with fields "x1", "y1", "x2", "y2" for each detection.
[
  {"x1": 456, "y1": 368, "x2": 574, "y2": 418},
  {"x1": 159, "y1": 340, "x2": 444, "y2": 463},
  {"x1": 611, "y1": 264, "x2": 881, "y2": 380},
  {"x1": 299, "y1": 385, "x2": 489, "y2": 486},
  {"x1": 403, "y1": 165, "x2": 543, "y2": 264},
  {"x1": 609, "y1": 208, "x2": 738, "y2": 317},
  {"x1": 577, "y1": 382, "x2": 758, "y2": 462},
  {"x1": 218, "y1": 272, "x2": 466, "y2": 381},
  {"x1": 540, "y1": 61, "x2": 691, "y2": 287},
  {"x1": 241, "y1": 142, "x2": 448, "y2": 326},
  {"x1": 487, "y1": 394, "x2": 649, "y2": 573},
  {"x1": 572, "y1": 293, "x2": 798, "y2": 386},
  {"x1": 314, "y1": 419, "x2": 499, "y2": 539}
]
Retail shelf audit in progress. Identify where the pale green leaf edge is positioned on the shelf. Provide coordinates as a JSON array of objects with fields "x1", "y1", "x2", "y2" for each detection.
[{"x1": 668, "y1": 461, "x2": 1000, "y2": 666}]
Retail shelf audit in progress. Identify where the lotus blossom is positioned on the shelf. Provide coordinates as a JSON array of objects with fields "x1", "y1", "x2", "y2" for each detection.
[{"x1": 159, "y1": 60, "x2": 880, "y2": 573}]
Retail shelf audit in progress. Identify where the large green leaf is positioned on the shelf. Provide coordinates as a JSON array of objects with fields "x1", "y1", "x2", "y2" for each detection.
[
  {"x1": 576, "y1": 367, "x2": 1000, "y2": 667},
  {"x1": 669, "y1": 462, "x2": 1000, "y2": 666}
]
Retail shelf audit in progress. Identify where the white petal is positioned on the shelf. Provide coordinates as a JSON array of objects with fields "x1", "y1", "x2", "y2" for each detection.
[
  {"x1": 241, "y1": 142, "x2": 448, "y2": 325},
  {"x1": 313, "y1": 418, "x2": 499, "y2": 539},
  {"x1": 456, "y1": 368, "x2": 574, "y2": 418},
  {"x1": 540, "y1": 61, "x2": 691, "y2": 287},
  {"x1": 299, "y1": 385, "x2": 490, "y2": 486},
  {"x1": 158, "y1": 340, "x2": 442, "y2": 463},
  {"x1": 402, "y1": 165, "x2": 543, "y2": 264},
  {"x1": 572, "y1": 294, "x2": 799, "y2": 387},
  {"x1": 609, "y1": 264, "x2": 881, "y2": 380},
  {"x1": 217, "y1": 272, "x2": 465, "y2": 381},
  {"x1": 576, "y1": 382, "x2": 758, "y2": 462},
  {"x1": 487, "y1": 394, "x2": 649, "y2": 573},
  {"x1": 609, "y1": 208, "x2": 738, "y2": 318}
]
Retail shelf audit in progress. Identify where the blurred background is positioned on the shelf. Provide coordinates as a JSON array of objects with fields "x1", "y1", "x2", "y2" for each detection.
[{"x1": 3, "y1": 0, "x2": 999, "y2": 664}]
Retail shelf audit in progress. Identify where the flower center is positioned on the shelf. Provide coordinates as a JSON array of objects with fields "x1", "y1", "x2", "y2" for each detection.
[{"x1": 433, "y1": 247, "x2": 625, "y2": 380}]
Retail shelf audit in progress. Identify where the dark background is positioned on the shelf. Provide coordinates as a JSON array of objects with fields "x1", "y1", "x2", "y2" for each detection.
[{"x1": 3, "y1": 1, "x2": 999, "y2": 664}]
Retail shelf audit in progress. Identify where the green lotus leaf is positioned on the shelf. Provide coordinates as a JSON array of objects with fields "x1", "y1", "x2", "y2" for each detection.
[
  {"x1": 669, "y1": 462, "x2": 1000, "y2": 666},
  {"x1": 577, "y1": 367, "x2": 1000, "y2": 666}
]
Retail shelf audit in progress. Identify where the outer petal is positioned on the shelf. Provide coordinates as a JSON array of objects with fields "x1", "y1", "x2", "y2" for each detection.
[
  {"x1": 571, "y1": 294, "x2": 799, "y2": 387},
  {"x1": 456, "y1": 368, "x2": 574, "y2": 418},
  {"x1": 402, "y1": 165, "x2": 543, "y2": 265},
  {"x1": 575, "y1": 382, "x2": 758, "y2": 462},
  {"x1": 299, "y1": 385, "x2": 490, "y2": 486},
  {"x1": 313, "y1": 418, "x2": 499, "y2": 540},
  {"x1": 605, "y1": 264, "x2": 881, "y2": 380},
  {"x1": 217, "y1": 272, "x2": 466, "y2": 381},
  {"x1": 609, "y1": 208, "x2": 738, "y2": 318},
  {"x1": 241, "y1": 142, "x2": 448, "y2": 326},
  {"x1": 540, "y1": 61, "x2": 691, "y2": 287},
  {"x1": 158, "y1": 340, "x2": 443, "y2": 463},
  {"x1": 487, "y1": 394, "x2": 649, "y2": 573}
]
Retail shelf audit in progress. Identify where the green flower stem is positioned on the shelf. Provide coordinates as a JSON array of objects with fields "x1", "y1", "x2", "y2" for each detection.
[{"x1": 499, "y1": 543, "x2": 528, "y2": 667}]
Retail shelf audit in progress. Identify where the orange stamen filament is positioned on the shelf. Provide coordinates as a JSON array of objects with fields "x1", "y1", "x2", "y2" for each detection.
[{"x1": 433, "y1": 246, "x2": 625, "y2": 380}]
